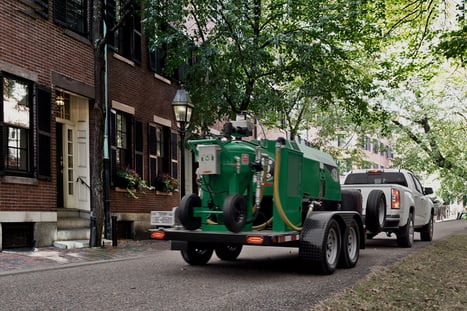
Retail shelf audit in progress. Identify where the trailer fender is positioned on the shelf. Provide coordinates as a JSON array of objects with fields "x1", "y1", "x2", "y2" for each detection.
[{"x1": 299, "y1": 211, "x2": 365, "y2": 262}]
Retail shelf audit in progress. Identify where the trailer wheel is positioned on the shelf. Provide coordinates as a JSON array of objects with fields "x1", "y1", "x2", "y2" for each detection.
[
  {"x1": 215, "y1": 244, "x2": 243, "y2": 261},
  {"x1": 397, "y1": 212, "x2": 414, "y2": 247},
  {"x1": 223, "y1": 194, "x2": 247, "y2": 233},
  {"x1": 365, "y1": 190, "x2": 386, "y2": 233},
  {"x1": 181, "y1": 242, "x2": 214, "y2": 265},
  {"x1": 339, "y1": 218, "x2": 360, "y2": 268},
  {"x1": 300, "y1": 218, "x2": 341, "y2": 275},
  {"x1": 178, "y1": 194, "x2": 202, "y2": 230}
]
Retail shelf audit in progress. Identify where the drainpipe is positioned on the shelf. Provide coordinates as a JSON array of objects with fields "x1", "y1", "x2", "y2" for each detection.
[{"x1": 103, "y1": 0, "x2": 111, "y2": 240}]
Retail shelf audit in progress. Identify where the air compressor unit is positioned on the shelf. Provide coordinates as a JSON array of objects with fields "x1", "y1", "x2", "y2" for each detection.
[{"x1": 151, "y1": 119, "x2": 365, "y2": 274}]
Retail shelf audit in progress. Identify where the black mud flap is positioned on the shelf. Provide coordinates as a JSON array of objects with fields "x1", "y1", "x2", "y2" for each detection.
[{"x1": 171, "y1": 240, "x2": 187, "y2": 250}]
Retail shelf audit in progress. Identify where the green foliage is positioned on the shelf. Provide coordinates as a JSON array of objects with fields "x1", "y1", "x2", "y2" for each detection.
[{"x1": 143, "y1": 0, "x2": 386, "y2": 136}]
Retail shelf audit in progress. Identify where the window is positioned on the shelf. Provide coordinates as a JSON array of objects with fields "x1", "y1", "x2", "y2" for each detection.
[
  {"x1": 1, "y1": 74, "x2": 34, "y2": 175},
  {"x1": 409, "y1": 173, "x2": 423, "y2": 194},
  {"x1": 115, "y1": 111, "x2": 130, "y2": 168},
  {"x1": 148, "y1": 25, "x2": 196, "y2": 81},
  {"x1": 361, "y1": 135, "x2": 371, "y2": 151},
  {"x1": 372, "y1": 139, "x2": 379, "y2": 154},
  {"x1": 107, "y1": 0, "x2": 142, "y2": 63},
  {"x1": 380, "y1": 142, "x2": 385, "y2": 156},
  {"x1": 149, "y1": 124, "x2": 175, "y2": 187},
  {"x1": 110, "y1": 110, "x2": 133, "y2": 181},
  {"x1": 54, "y1": 0, "x2": 88, "y2": 36}
]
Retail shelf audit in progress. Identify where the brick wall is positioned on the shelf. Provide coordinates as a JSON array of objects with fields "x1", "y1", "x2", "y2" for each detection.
[{"x1": 0, "y1": 0, "x2": 93, "y2": 213}]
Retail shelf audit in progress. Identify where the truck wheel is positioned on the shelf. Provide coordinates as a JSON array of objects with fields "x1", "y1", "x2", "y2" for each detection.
[
  {"x1": 215, "y1": 244, "x2": 243, "y2": 261},
  {"x1": 365, "y1": 190, "x2": 386, "y2": 233},
  {"x1": 339, "y1": 218, "x2": 360, "y2": 268},
  {"x1": 178, "y1": 194, "x2": 202, "y2": 230},
  {"x1": 181, "y1": 242, "x2": 214, "y2": 265},
  {"x1": 420, "y1": 215, "x2": 434, "y2": 241},
  {"x1": 397, "y1": 212, "x2": 414, "y2": 247},
  {"x1": 223, "y1": 194, "x2": 247, "y2": 233}
]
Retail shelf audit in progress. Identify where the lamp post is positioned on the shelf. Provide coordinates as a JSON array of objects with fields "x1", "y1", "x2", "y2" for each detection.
[{"x1": 172, "y1": 85, "x2": 193, "y2": 198}]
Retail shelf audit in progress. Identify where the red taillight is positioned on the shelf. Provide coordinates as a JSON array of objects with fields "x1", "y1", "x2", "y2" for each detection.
[
  {"x1": 151, "y1": 231, "x2": 166, "y2": 240},
  {"x1": 391, "y1": 188, "x2": 400, "y2": 209},
  {"x1": 246, "y1": 236, "x2": 264, "y2": 245}
]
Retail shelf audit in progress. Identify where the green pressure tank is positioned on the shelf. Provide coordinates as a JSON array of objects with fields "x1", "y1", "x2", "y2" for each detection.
[{"x1": 178, "y1": 121, "x2": 342, "y2": 234}]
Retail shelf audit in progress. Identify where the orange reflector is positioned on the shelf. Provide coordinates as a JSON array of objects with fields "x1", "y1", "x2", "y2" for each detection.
[
  {"x1": 151, "y1": 231, "x2": 166, "y2": 240},
  {"x1": 246, "y1": 236, "x2": 264, "y2": 245}
]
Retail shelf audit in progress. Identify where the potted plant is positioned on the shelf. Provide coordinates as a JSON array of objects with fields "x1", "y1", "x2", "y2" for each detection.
[
  {"x1": 115, "y1": 168, "x2": 154, "y2": 199},
  {"x1": 155, "y1": 173, "x2": 179, "y2": 193}
]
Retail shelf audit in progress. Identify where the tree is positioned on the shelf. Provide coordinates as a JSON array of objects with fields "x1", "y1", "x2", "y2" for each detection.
[
  {"x1": 144, "y1": 0, "x2": 387, "y2": 136},
  {"x1": 436, "y1": 0, "x2": 466, "y2": 65},
  {"x1": 361, "y1": 0, "x2": 466, "y2": 200},
  {"x1": 379, "y1": 63, "x2": 466, "y2": 201},
  {"x1": 91, "y1": 0, "x2": 133, "y2": 247}
]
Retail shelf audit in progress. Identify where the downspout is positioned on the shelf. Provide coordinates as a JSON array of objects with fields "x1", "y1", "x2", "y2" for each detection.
[{"x1": 103, "y1": 0, "x2": 111, "y2": 240}]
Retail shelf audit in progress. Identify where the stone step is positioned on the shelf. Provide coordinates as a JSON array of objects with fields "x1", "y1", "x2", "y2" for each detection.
[
  {"x1": 57, "y1": 209, "x2": 90, "y2": 219},
  {"x1": 56, "y1": 228, "x2": 90, "y2": 241},
  {"x1": 57, "y1": 217, "x2": 89, "y2": 229},
  {"x1": 53, "y1": 240, "x2": 89, "y2": 249}
]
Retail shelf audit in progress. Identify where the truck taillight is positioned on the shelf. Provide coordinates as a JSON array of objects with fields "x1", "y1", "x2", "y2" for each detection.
[
  {"x1": 151, "y1": 231, "x2": 166, "y2": 240},
  {"x1": 391, "y1": 188, "x2": 400, "y2": 209}
]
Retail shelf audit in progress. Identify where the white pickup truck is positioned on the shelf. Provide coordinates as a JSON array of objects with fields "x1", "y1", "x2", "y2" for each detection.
[{"x1": 341, "y1": 169, "x2": 435, "y2": 247}]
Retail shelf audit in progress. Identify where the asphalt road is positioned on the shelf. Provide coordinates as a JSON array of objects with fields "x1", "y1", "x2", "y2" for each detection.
[{"x1": 1, "y1": 220, "x2": 466, "y2": 311}]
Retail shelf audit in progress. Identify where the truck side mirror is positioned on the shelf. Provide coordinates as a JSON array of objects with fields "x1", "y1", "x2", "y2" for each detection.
[{"x1": 424, "y1": 187, "x2": 434, "y2": 195}]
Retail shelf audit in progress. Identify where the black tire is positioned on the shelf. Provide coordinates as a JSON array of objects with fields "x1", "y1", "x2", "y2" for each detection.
[
  {"x1": 397, "y1": 212, "x2": 414, "y2": 247},
  {"x1": 181, "y1": 242, "x2": 214, "y2": 265},
  {"x1": 313, "y1": 219, "x2": 341, "y2": 275},
  {"x1": 341, "y1": 189, "x2": 363, "y2": 215},
  {"x1": 339, "y1": 218, "x2": 360, "y2": 269},
  {"x1": 177, "y1": 194, "x2": 202, "y2": 230},
  {"x1": 420, "y1": 215, "x2": 434, "y2": 241},
  {"x1": 223, "y1": 194, "x2": 247, "y2": 233},
  {"x1": 365, "y1": 190, "x2": 386, "y2": 233},
  {"x1": 215, "y1": 244, "x2": 243, "y2": 261}
]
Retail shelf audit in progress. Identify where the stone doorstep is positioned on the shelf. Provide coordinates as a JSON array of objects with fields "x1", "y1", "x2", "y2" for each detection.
[{"x1": 53, "y1": 239, "x2": 113, "y2": 249}]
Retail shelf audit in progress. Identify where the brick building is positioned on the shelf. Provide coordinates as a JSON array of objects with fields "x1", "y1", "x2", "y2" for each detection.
[{"x1": 0, "y1": 0, "x2": 183, "y2": 249}]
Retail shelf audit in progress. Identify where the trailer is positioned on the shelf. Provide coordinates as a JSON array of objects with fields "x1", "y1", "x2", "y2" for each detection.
[{"x1": 151, "y1": 117, "x2": 365, "y2": 274}]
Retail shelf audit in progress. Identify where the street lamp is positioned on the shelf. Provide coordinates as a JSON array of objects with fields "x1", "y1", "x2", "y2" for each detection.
[{"x1": 172, "y1": 85, "x2": 193, "y2": 198}]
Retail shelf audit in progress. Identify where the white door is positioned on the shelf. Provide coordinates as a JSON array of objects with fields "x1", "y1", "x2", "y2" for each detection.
[{"x1": 59, "y1": 95, "x2": 90, "y2": 211}]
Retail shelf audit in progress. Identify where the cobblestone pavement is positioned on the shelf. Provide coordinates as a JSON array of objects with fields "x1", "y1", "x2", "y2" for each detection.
[{"x1": 0, "y1": 240, "x2": 170, "y2": 275}]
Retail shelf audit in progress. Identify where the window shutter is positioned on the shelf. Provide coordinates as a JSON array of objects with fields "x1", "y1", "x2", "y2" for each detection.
[
  {"x1": 148, "y1": 124, "x2": 157, "y2": 186},
  {"x1": 0, "y1": 72, "x2": 4, "y2": 174},
  {"x1": 37, "y1": 86, "x2": 52, "y2": 179},
  {"x1": 135, "y1": 120, "x2": 143, "y2": 177},
  {"x1": 132, "y1": 13, "x2": 142, "y2": 64},
  {"x1": 171, "y1": 132, "x2": 178, "y2": 178},
  {"x1": 34, "y1": 0, "x2": 49, "y2": 18},
  {"x1": 105, "y1": 0, "x2": 117, "y2": 47},
  {"x1": 53, "y1": 0, "x2": 67, "y2": 27},
  {"x1": 110, "y1": 109, "x2": 117, "y2": 182}
]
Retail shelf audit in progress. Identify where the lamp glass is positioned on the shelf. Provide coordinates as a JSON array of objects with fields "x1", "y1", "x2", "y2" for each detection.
[{"x1": 172, "y1": 88, "x2": 193, "y2": 125}]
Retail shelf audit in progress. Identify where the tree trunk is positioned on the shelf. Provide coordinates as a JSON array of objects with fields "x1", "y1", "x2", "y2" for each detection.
[{"x1": 91, "y1": 0, "x2": 105, "y2": 247}]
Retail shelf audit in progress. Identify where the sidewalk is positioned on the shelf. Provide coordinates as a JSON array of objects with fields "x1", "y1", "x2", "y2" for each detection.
[{"x1": 0, "y1": 239, "x2": 170, "y2": 276}]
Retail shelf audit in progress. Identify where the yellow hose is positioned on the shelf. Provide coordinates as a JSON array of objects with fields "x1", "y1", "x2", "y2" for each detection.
[{"x1": 273, "y1": 143, "x2": 302, "y2": 231}]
